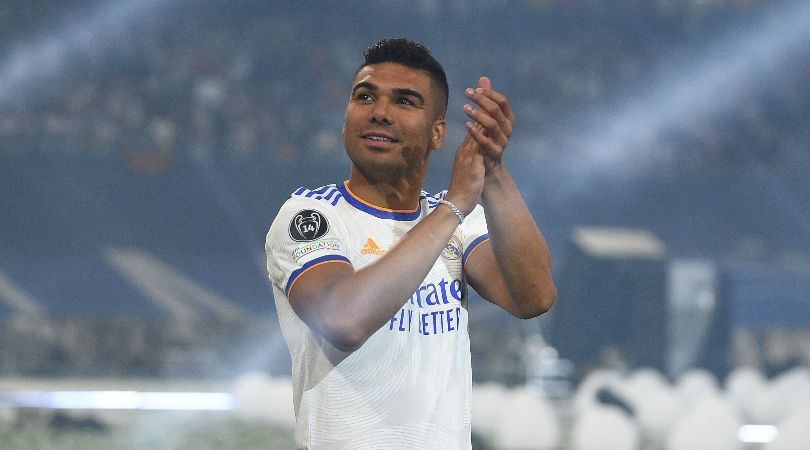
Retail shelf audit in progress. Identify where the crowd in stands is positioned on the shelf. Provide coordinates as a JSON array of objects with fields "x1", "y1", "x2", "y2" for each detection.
[
  {"x1": 1, "y1": 0, "x2": 809, "y2": 388},
  {"x1": 1, "y1": 0, "x2": 807, "y2": 173}
]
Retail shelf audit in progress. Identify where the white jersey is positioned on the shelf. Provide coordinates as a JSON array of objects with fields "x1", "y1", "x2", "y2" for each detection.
[{"x1": 266, "y1": 181, "x2": 489, "y2": 449}]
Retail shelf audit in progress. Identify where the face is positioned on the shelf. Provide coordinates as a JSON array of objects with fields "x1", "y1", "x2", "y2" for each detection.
[{"x1": 343, "y1": 62, "x2": 446, "y2": 180}]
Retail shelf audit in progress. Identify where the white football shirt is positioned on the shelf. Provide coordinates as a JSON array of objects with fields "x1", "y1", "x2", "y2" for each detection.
[{"x1": 266, "y1": 181, "x2": 489, "y2": 449}]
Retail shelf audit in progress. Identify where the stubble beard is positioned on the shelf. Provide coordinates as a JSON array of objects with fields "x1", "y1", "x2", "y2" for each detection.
[{"x1": 347, "y1": 141, "x2": 430, "y2": 186}]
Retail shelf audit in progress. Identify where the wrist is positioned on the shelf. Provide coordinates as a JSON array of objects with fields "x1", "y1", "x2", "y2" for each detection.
[
  {"x1": 442, "y1": 192, "x2": 476, "y2": 217},
  {"x1": 482, "y1": 165, "x2": 510, "y2": 201},
  {"x1": 438, "y1": 199, "x2": 465, "y2": 224},
  {"x1": 484, "y1": 162, "x2": 507, "y2": 182}
]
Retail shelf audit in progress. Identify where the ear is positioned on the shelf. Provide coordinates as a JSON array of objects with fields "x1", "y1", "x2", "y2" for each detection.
[{"x1": 429, "y1": 119, "x2": 447, "y2": 151}]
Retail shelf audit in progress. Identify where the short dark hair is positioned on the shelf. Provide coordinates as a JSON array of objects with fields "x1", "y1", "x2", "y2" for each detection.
[{"x1": 356, "y1": 37, "x2": 448, "y2": 118}]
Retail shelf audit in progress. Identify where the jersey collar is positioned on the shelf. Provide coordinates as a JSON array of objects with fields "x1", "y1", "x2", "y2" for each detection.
[{"x1": 338, "y1": 181, "x2": 423, "y2": 221}]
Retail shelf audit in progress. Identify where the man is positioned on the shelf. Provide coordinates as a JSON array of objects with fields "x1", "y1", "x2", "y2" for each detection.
[{"x1": 266, "y1": 38, "x2": 555, "y2": 449}]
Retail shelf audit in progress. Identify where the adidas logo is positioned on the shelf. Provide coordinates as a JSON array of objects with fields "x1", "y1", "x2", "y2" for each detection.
[{"x1": 361, "y1": 238, "x2": 385, "y2": 256}]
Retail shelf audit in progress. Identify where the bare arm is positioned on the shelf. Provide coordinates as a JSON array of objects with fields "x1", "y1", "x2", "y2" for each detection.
[
  {"x1": 462, "y1": 78, "x2": 556, "y2": 318},
  {"x1": 467, "y1": 168, "x2": 556, "y2": 318},
  {"x1": 287, "y1": 138, "x2": 485, "y2": 351}
]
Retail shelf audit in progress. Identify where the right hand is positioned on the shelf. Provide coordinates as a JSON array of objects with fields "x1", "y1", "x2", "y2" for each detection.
[
  {"x1": 463, "y1": 77, "x2": 515, "y2": 176},
  {"x1": 445, "y1": 133, "x2": 486, "y2": 217}
]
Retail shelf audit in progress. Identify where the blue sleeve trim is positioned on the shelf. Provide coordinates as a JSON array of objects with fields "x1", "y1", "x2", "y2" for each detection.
[
  {"x1": 291, "y1": 184, "x2": 344, "y2": 206},
  {"x1": 285, "y1": 254, "x2": 352, "y2": 296},
  {"x1": 463, "y1": 234, "x2": 489, "y2": 266}
]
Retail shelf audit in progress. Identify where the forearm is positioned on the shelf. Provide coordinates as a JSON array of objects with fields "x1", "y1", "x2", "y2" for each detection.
[
  {"x1": 481, "y1": 167, "x2": 555, "y2": 315},
  {"x1": 317, "y1": 205, "x2": 461, "y2": 349}
]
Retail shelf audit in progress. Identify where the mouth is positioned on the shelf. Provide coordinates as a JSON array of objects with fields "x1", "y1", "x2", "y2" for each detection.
[{"x1": 361, "y1": 132, "x2": 398, "y2": 146}]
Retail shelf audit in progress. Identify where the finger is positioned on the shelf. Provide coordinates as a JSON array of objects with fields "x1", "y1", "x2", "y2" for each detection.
[
  {"x1": 466, "y1": 94, "x2": 510, "y2": 138},
  {"x1": 465, "y1": 121, "x2": 503, "y2": 157},
  {"x1": 457, "y1": 133, "x2": 478, "y2": 155},
  {"x1": 457, "y1": 125, "x2": 488, "y2": 158},
  {"x1": 466, "y1": 87, "x2": 515, "y2": 127},
  {"x1": 486, "y1": 90, "x2": 515, "y2": 124},
  {"x1": 463, "y1": 103, "x2": 507, "y2": 146},
  {"x1": 455, "y1": 140, "x2": 485, "y2": 178},
  {"x1": 465, "y1": 89, "x2": 513, "y2": 137},
  {"x1": 478, "y1": 76, "x2": 491, "y2": 90}
]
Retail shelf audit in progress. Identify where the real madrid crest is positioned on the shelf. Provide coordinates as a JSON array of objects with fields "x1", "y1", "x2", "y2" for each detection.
[
  {"x1": 442, "y1": 235, "x2": 462, "y2": 260},
  {"x1": 289, "y1": 209, "x2": 329, "y2": 242}
]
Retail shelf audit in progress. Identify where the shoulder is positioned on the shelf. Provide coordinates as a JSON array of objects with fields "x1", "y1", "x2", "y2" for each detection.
[
  {"x1": 275, "y1": 184, "x2": 347, "y2": 221},
  {"x1": 290, "y1": 184, "x2": 345, "y2": 207},
  {"x1": 268, "y1": 184, "x2": 346, "y2": 242}
]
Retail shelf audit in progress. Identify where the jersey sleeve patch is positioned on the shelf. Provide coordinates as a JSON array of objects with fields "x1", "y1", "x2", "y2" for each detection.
[
  {"x1": 289, "y1": 209, "x2": 329, "y2": 241},
  {"x1": 266, "y1": 194, "x2": 351, "y2": 298}
]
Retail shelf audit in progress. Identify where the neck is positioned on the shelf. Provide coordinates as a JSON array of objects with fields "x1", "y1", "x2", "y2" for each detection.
[{"x1": 346, "y1": 165, "x2": 425, "y2": 211}]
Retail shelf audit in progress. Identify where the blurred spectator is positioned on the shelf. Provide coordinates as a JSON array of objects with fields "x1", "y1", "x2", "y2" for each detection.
[{"x1": 0, "y1": 0, "x2": 805, "y2": 173}]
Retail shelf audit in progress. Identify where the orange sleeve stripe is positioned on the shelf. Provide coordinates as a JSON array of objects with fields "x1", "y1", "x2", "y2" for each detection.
[
  {"x1": 285, "y1": 257, "x2": 353, "y2": 296},
  {"x1": 462, "y1": 235, "x2": 490, "y2": 268}
]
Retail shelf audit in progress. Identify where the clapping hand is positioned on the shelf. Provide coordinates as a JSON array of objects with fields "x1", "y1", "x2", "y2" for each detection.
[{"x1": 463, "y1": 76, "x2": 515, "y2": 174}]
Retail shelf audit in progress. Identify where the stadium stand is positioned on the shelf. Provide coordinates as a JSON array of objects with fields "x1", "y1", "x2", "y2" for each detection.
[
  {"x1": 1, "y1": 0, "x2": 809, "y2": 385},
  {"x1": 4, "y1": 3, "x2": 810, "y2": 449}
]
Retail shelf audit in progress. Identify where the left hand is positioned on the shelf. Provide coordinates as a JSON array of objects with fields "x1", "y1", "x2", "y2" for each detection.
[{"x1": 463, "y1": 76, "x2": 515, "y2": 174}]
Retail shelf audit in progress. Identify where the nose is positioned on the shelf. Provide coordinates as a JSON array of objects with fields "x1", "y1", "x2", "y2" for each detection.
[{"x1": 369, "y1": 97, "x2": 392, "y2": 125}]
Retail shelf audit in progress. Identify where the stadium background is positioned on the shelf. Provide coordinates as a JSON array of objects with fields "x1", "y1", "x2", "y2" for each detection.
[{"x1": 1, "y1": 0, "x2": 809, "y2": 448}]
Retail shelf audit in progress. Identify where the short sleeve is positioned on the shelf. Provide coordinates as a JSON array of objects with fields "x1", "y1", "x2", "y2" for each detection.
[
  {"x1": 266, "y1": 197, "x2": 352, "y2": 297},
  {"x1": 459, "y1": 204, "x2": 489, "y2": 268}
]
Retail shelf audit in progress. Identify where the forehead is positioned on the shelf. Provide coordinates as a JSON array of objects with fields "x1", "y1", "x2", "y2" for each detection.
[{"x1": 353, "y1": 62, "x2": 433, "y2": 94}]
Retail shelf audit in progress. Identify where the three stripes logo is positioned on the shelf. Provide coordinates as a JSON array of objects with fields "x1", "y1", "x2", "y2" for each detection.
[{"x1": 361, "y1": 238, "x2": 386, "y2": 256}]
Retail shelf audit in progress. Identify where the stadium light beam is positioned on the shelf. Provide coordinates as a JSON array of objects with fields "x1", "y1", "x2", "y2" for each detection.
[{"x1": 537, "y1": 1, "x2": 810, "y2": 182}]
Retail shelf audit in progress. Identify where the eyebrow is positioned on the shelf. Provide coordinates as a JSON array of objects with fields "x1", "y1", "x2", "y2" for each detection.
[{"x1": 352, "y1": 82, "x2": 425, "y2": 105}]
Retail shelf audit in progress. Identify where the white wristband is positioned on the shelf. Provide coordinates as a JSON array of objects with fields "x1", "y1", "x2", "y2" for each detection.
[{"x1": 438, "y1": 199, "x2": 465, "y2": 224}]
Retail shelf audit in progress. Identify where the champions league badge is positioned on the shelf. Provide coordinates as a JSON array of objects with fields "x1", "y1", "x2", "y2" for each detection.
[{"x1": 289, "y1": 209, "x2": 329, "y2": 242}]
